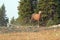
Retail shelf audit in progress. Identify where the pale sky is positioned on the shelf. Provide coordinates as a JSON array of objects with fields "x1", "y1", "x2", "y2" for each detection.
[{"x1": 0, "y1": 0, "x2": 19, "y2": 20}]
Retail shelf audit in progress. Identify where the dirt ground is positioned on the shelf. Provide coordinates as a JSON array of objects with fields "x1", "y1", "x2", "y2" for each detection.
[{"x1": 0, "y1": 28, "x2": 60, "y2": 40}]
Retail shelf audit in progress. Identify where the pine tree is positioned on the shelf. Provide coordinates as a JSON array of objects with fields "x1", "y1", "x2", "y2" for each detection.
[
  {"x1": 17, "y1": 0, "x2": 32, "y2": 24},
  {"x1": 0, "y1": 4, "x2": 8, "y2": 26},
  {"x1": 37, "y1": 0, "x2": 60, "y2": 25},
  {"x1": 10, "y1": 17, "x2": 15, "y2": 24}
]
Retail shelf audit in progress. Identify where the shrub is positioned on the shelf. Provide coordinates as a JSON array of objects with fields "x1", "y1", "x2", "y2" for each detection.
[{"x1": 46, "y1": 20, "x2": 55, "y2": 27}]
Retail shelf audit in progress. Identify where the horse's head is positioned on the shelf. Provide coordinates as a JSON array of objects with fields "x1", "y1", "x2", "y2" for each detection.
[{"x1": 38, "y1": 11, "x2": 42, "y2": 14}]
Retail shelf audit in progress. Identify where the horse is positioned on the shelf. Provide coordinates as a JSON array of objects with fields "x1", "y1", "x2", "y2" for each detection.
[{"x1": 30, "y1": 11, "x2": 42, "y2": 27}]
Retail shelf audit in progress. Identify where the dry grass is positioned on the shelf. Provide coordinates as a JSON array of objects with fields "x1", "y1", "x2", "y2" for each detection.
[{"x1": 0, "y1": 28, "x2": 60, "y2": 40}]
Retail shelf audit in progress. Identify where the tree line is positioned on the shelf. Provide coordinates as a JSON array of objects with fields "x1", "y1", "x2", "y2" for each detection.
[{"x1": 14, "y1": 0, "x2": 60, "y2": 26}]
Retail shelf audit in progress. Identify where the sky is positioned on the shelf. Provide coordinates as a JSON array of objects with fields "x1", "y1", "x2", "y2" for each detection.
[{"x1": 0, "y1": 0, "x2": 19, "y2": 20}]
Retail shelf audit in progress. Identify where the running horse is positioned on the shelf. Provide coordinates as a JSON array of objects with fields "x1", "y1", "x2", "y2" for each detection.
[{"x1": 30, "y1": 11, "x2": 42, "y2": 27}]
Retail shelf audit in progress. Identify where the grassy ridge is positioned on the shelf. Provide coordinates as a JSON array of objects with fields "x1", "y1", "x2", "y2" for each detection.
[{"x1": 0, "y1": 28, "x2": 60, "y2": 40}]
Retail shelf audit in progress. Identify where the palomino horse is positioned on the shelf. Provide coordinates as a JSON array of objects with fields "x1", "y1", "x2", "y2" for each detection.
[{"x1": 30, "y1": 11, "x2": 42, "y2": 27}]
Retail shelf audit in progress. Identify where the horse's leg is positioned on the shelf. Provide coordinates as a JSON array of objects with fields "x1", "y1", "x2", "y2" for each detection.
[
  {"x1": 30, "y1": 17, "x2": 33, "y2": 26},
  {"x1": 38, "y1": 20, "x2": 40, "y2": 28}
]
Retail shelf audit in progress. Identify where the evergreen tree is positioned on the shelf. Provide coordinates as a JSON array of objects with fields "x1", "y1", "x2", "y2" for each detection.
[
  {"x1": 17, "y1": 0, "x2": 32, "y2": 24},
  {"x1": 0, "y1": 4, "x2": 8, "y2": 26},
  {"x1": 37, "y1": 0, "x2": 60, "y2": 25},
  {"x1": 10, "y1": 17, "x2": 15, "y2": 24}
]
